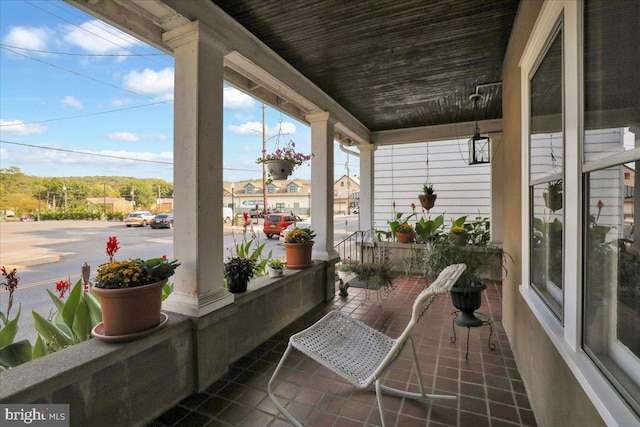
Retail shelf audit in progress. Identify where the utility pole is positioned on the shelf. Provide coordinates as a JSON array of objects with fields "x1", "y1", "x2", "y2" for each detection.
[
  {"x1": 261, "y1": 103, "x2": 268, "y2": 216},
  {"x1": 346, "y1": 154, "x2": 350, "y2": 214},
  {"x1": 103, "y1": 183, "x2": 106, "y2": 217}
]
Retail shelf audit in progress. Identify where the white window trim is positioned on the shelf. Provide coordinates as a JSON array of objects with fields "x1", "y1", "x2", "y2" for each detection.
[{"x1": 519, "y1": 1, "x2": 638, "y2": 425}]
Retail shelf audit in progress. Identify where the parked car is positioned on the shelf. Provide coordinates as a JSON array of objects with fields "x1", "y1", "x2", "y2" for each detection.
[
  {"x1": 263, "y1": 213, "x2": 301, "y2": 239},
  {"x1": 150, "y1": 213, "x2": 174, "y2": 229},
  {"x1": 124, "y1": 210, "x2": 155, "y2": 227},
  {"x1": 223, "y1": 207, "x2": 233, "y2": 223},
  {"x1": 249, "y1": 208, "x2": 264, "y2": 218},
  {"x1": 279, "y1": 219, "x2": 312, "y2": 243}
]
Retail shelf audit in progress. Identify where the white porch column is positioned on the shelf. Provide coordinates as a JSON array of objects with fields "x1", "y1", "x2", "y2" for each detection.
[
  {"x1": 490, "y1": 132, "x2": 504, "y2": 244},
  {"x1": 162, "y1": 21, "x2": 234, "y2": 316},
  {"x1": 358, "y1": 144, "x2": 376, "y2": 231},
  {"x1": 306, "y1": 111, "x2": 339, "y2": 262}
]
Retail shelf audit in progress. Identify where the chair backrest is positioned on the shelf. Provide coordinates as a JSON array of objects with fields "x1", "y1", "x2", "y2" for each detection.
[{"x1": 371, "y1": 263, "x2": 466, "y2": 380}]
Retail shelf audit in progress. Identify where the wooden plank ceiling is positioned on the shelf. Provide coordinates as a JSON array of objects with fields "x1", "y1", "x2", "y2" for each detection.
[{"x1": 211, "y1": 0, "x2": 520, "y2": 132}]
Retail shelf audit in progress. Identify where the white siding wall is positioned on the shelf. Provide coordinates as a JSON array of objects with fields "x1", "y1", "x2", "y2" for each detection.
[{"x1": 374, "y1": 140, "x2": 491, "y2": 230}]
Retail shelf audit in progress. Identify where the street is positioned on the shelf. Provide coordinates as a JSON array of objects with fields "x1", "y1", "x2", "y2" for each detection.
[{"x1": 0, "y1": 215, "x2": 360, "y2": 343}]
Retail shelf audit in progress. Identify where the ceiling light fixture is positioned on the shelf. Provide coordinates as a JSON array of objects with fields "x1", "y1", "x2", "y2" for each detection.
[{"x1": 468, "y1": 93, "x2": 491, "y2": 165}]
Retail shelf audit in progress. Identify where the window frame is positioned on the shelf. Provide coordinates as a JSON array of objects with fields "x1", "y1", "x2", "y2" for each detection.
[{"x1": 519, "y1": 1, "x2": 638, "y2": 424}]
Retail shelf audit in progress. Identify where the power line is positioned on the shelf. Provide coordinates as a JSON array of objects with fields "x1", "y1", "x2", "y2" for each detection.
[
  {"x1": 0, "y1": 44, "x2": 167, "y2": 57},
  {"x1": 24, "y1": 0, "x2": 170, "y2": 68},
  {"x1": 0, "y1": 140, "x2": 263, "y2": 172},
  {"x1": 0, "y1": 100, "x2": 172, "y2": 128},
  {"x1": 1, "y1": 140, "x2": 173, "y2": 165},
  {"x1": 1, "y1": 46, "x2": 156, "y2": 100}
]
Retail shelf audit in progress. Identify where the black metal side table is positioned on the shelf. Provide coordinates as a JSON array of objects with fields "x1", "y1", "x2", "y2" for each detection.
[{"x1": 450, "y1": 311, "x2": 496, "y2": 359}]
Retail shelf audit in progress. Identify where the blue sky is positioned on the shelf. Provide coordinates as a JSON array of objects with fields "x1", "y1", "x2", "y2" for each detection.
[{"x1": 0, "y1": 0, "x2": 354, "y2": 182}]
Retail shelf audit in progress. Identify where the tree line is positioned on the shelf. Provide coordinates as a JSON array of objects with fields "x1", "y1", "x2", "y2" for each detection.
[{"x1": 0, "y1": 167, "x2": 173, "y2": 216}]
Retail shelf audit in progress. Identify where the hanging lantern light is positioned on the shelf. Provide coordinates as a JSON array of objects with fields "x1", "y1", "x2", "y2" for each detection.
[{"x1": 468, "y1": 93, "x2": 490, "y2": 165}]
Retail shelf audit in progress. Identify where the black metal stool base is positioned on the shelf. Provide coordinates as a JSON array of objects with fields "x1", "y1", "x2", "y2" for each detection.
[{"x1": 450, "y1": 311, "x2": 496, "y2": 359}]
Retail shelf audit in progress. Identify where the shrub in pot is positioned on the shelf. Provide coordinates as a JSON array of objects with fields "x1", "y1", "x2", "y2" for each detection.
[
  {"x1": 267, "y1": 258, "x2": 285, "y2": 278},
  {"x1": 224, "y1": 257, "x2": 256, "y2": 293},
  {"x1": 283, "y1": 227, "x2": 315, "y2": 269}
]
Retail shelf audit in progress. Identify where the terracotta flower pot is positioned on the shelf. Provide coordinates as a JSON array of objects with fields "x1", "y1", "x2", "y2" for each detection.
[
  {"x1": 449, "y1": 233, "x2": 469, "y2": 246},
  {"x1": 418, "y1": 194, "x2": 437, "y2": 210},
  {"x1": 283, "y1": 242, "x2": 314, "y2": 269},
  {"x1": 266, "y1": 159, "x2": 295, "y2": 180},
  {"x1": 395, "y1": 231, "x2": 415, "y2": 244},
  {"x1": 93, "y1": 278, "x2": 166, "y2": 337}
]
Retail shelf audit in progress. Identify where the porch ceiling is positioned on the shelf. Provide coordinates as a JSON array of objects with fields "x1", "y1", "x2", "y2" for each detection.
[{"x1": 210, "y1": 0, "x2": 521, "y2": 133}]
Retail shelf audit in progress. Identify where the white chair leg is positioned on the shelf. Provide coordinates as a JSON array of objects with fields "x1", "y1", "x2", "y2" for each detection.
[
  {"x1": 375, "y1": 337, "x2": 457, "y2": 403},
  {"x1": 267, "y1": 345, "x2": 303, "y2": 427},
  {"x1": 374, "y1": 379, "x2": 387, "y2": 427}
]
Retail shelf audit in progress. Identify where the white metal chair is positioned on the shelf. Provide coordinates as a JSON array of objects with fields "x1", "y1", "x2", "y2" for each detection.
[{"x1": 267, "y1": 263, "x2": 467, "y2": 427}]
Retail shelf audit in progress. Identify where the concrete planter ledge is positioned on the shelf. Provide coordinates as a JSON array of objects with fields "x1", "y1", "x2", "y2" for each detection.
[{"x1": 0, "y1": 262, "x2": 330, "y2": 427}]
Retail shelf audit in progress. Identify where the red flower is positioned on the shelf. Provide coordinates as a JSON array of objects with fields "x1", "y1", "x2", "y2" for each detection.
[
  {"x1": 411, "y1": 203, "x2": 416, "y2": 211},
  {"x1": 597, "y1": 200, "x2": 604, "y2": 210},
  {"x1": 106, "y1": 236, "x2": 120, "y2": 261},
  {"x1": 56, "y1": 280, "x2": 70, "y2": 298}
]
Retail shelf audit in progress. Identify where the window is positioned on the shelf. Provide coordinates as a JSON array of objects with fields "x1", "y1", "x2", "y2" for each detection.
[
  {"x1": 288, "y1": 185, "x2": 297, "y2": 193},
  {"x1": 341, "y1": 181, "x2": 344, "y2": 187},
  {"x1": 529, "y1": 22, "x2": 564, "y2": 319},
  {"x1": 582, "y1": 0, "x2": 640, "y2": 414},
  {"x1": 246, "y1": 185, "x2": 254, "y2": 194},
  {"x1": 268, "y1": 185, "x2": 275, "y2": 194}
]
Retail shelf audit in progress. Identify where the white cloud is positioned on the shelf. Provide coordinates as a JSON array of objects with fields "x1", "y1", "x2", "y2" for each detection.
[
  {"x1": 224, "y1": 88, "x2": 255, "y2": 110},
  {"x1": 123, "y1": 68, "x2": 174, "y2": 99},
  {"x1": 61, "y1": 20, "x2": 139, "y2": 55},
  {"x1": 229, "y1": 121, "x2": 262, "y2": 136},
  {"x1": 229, "y1": 121, "x2": 297, "y2": 138},
  {"x1": 2, "y1": 26, "x2": 51, "y2": 51},
  {"x1": 61, "y1": 96, "x2": 82, "y2": 108},
  {"x1": 107, "y1": 132, "x2": 142, "y2": 141},
  {"x1": 0, "y1": 119, "x2": 48, "y2": 136}
]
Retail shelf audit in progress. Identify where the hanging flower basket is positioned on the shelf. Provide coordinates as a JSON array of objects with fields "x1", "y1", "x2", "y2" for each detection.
[
  {"x1": 266, "y1": 159, "x2": 295, "y2": 180},
  {"x1": 543, "y1": 190, "x2": 563, "y2": 212},
  {"x1": 418, "y1": 194, "x2": 437, "y2": 210},
  {"x1": 256, "y1": 139, "x2": 311, "y2": 180}
]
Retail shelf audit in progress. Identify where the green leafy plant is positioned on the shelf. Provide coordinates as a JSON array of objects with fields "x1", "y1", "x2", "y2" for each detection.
[
  {"x1": 423, "y1": 183, "x2": 435, "y2": 195},
  {"x1": 232, "y1": 232, "x2": 272, "y2": 277},
  {"x1": 32, "y1": 279, "x2": 102, "y2": 352},
  {"x1": 267, "y1": 258, "x2": 286, "y2": 270},
  {"x1": 387, "y1": 211, "x2": 417, "y2": 236},
  {"x1": 224, "y1": 257, "x2": 257, "y2": 283},
  {"x1": 414, "y1": 214, "x2": 444, "y2": 243},
  {"x1": 350, "y1": 261, "x2": 398, "y2": 291},
  {"x1": 395, "y1": 223, "x2": 414, "y2": 233},
  {"x1": 425, "y1": 237, "x2": 509, "y2": 288},
  {"x1": 0, "y1": 267, "x2": 46, "y2": 370},
  {"x1": 285, "y1": 227, "x2": 316, "y2": 243},
  {"x1": 449, "y1": 226, "x2": 468, "y2": 235},
  {"x1": 336, "y1": 263, "x2": 352, "y2": 272}
]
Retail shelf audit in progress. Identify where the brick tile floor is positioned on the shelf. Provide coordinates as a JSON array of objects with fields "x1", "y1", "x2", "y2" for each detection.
[{"x1": 148, "y1": 276, "x2": 537, "y2": 427}]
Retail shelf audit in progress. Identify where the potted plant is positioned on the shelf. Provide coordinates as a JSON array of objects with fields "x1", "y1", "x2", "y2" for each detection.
[
  {"x1": 350, "y1": 261, "x2": 398, "y2": 291},
  {"x1": 425, "y1": 236, "x2": 508, "y2": 327},
  {"x1": 418, "y1": 183, "x2": 437, "y2": 210},
  {"x1": 449, "y1": 226, "x2": 470, "y2": 246},
  {"x1": 395, "y1": 223, "x2": 416, "y2": 244},
  {"x1": 543, "y1": 180, "x2": 563, "y2": 212},
  {"x1": 93, "y1": 236, "x2": 179, "y2": 338},
  {"x1": 336, "y1": 262, "x2": 353, "y2": 281},
  {"x1": 387, "y1": 209, "x2": 416, "y2": 243},
  {"x1": 256, "y1": 140, "x2": 311, "y2": 180},
  {"x1": 267, "y1": 258, "x2": 286, "y2": 278},
  {"x1": 224, "y1": 256, "x2": 257, "y2": 293},
  {"x1": 283, "y1": 227, "x2": 315, "y2": 269}
]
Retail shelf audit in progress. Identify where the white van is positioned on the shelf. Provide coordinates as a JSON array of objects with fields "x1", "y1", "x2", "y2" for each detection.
[{"x1": 223, "y1": 207, "x2": 233, "y2": 223}]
